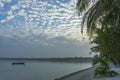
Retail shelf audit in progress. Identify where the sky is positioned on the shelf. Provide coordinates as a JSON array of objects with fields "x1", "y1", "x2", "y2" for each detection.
[{"x1": 0, "y1": 0, "x2": 93, "y2": 58}]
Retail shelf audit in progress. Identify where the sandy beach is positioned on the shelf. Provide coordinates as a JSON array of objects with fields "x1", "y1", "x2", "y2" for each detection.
[
  {"x1": 55, "y1": 64, "x2": 120, "y2": 80},
  {"x1": 55, "y1": 67, "x2": 95, "y2": 80}
]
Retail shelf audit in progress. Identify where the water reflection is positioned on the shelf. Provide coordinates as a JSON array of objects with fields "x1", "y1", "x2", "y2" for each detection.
[{"x1": 0, "y1": 60, "x2": 92, "y2": 80}]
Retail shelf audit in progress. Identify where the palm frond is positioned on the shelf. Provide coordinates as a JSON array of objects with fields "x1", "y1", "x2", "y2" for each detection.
[
  {"x1": 90, "y1": 45, "x2": 99, "y2": 53},
  {"x1": 77, "y1": 0, "x2": 120, "y2": 37},
  {"x1": 76, "y1": 0, "x2": 91, "y2": 15},
  {"x1": 94, "y1": 66, "x2": 107, "y2": 77}
]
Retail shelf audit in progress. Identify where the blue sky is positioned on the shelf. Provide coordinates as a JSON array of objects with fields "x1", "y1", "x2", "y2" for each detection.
[{"x1": 0, "y1": 0, "x2": 92, "y2": 58}]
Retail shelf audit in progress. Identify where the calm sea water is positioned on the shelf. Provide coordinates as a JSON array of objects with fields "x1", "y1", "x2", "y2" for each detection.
[{"x1": 0, "y1": 60, "x2": 92, "y2": 80}]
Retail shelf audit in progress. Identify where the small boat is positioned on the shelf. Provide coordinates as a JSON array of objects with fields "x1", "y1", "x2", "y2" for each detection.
[{"x1": 12, "y1": 62, "x2": 25, "y2": 65}]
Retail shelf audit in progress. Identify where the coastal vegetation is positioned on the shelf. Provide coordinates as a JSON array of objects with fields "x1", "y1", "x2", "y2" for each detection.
[
  {"x1": 92, "y1": 55, "x2": 118, "y2": 77},
  {"x1": 77, "y1": 0, "x2": 120, "y2": 77}
]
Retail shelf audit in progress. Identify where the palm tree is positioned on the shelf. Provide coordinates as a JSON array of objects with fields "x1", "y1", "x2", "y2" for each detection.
[
  {"x1": 91, "y1": 28, "x2": 120, "y2": 77},
  {"x1": 76, "y1": 0, "x2": 120, "y2": 37},
  {"x1": 76, "y1": 0, "x2": 120, "y2": 77},
  {"x1": 90, "y1": 27, "x2": 120, "y2": 77},
  {"x1": 92, "y1": 54, "x2": 118, "y2": 77},
  {"x1": 91, "y1": 27, "x2": 120, "y2": 66}
]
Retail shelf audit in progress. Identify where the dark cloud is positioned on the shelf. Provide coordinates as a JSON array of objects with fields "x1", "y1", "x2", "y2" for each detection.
[{"x1": 0, "y1": 36, "x2": 93, "y2": 58}]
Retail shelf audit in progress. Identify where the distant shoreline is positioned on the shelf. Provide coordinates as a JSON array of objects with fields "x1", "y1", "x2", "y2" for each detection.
[{"x1": 0, "y1": 57, "x2": 93, "y2": 63}]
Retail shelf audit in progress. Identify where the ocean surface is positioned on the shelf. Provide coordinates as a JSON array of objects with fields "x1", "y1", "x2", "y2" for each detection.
[{"x1": 0, "y1": 60, "x2": 92, "y2": 80}]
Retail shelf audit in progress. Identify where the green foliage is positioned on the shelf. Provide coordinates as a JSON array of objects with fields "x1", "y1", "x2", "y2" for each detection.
[
  {"x1": 77, "y1": 0, "x2": 120, "y2": 37},
  {"x1": 92, "y1": 55, "x2": 109, "y2": 67},
  {"x1": 76, "y1": 0, "x2": 120, "y2": 78},
  {"x1": 94, "y1": 66, "x2": 108, "y2": 77},
  {"x1": 91, "y1": 28, "x2": 119, "y2": 77},
  {"x1": 93, "y1": 55, "x2": 118, "y2": 78},
  {"x1": 91, "y1": 28, "x2": 120, "y2": 66},
  {"x1": 108, "y1": 71, "x2": 118, "y2": 77},
  {"x1": 94, "y1": 67, "x2": 118, "y2": 77}
]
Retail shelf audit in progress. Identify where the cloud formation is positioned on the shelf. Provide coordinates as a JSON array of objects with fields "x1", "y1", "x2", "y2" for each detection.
[
  {"x1": 0, "y1": 35, "x2": 92, "y2": 58},
  {"x1": 0, "y1": 0, "x2": 88, "y2": 46},
  {"x1": 0, "y1": 0, "x2": 93, "y2": 58}
]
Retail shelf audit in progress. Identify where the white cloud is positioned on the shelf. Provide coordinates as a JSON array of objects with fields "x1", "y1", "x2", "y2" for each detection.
[
  {"x1": 2, "y1": 0, "x2": 12, "y2": 3},
  {"x1": 0, "y1": 19, "x2": 6, "y2": 23},
  {"x1": 6, "y1": 0, "x2": 12, "y2": 3},
  {"x1": 0, "y1": 0, "x2": 88, "y2": 45},
  {"x1": 6, "y1": 15, "x2": 15, "y2": 21},
  {"x1": 17, "y1": 9, "x2": 26, "y2": 16},
  {"x1": 0, "y1": 1, "x2": 4, "y2": 7},
  {"x1": 7, "y1": 10, "x2": 13, "y2": 15},
  {"x1": 11, "y1": 5, "x2": 18, "y2": 11}
]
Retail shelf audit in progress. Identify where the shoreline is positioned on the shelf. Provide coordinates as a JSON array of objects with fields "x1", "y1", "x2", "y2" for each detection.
[
  {"x1": 55, "y1": 66, "x2": 96, "y2": 80},
  {"x1": 55, "y1": 64, "x2": 120, "y2": 80}
]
